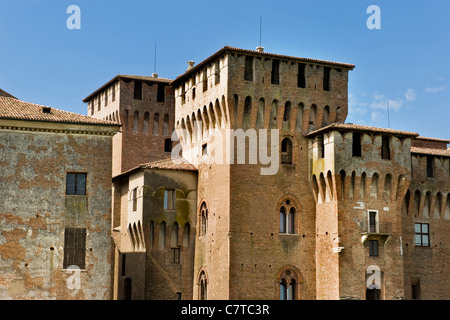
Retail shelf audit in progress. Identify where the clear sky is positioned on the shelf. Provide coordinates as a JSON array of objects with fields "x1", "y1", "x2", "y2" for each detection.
[{"x1": 1, "y1": 0, "x2": 449, "y2": 139}]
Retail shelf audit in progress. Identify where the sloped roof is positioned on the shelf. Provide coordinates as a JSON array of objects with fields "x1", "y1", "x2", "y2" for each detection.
[
  {"x1": 0, "y1": 88, "x2": 17, "y2": 99},
  {"x1": 82, "y1": 74, "x2": 172, "y2": 102},
  {"x1": 305, "y1": 123, "x2": 419, "y2": 137},
  {"x1": 141, "y1": 157, "x2": 197, "y2": 171},
  {"x1": 170, "y1": 45, "x2": 355, "y2": 86},
  {"x1": 0, "y1": 96, "x2": 119, "y2": 126},
  {"x1": 410, "y1": 146, "x2": 450, "y2": 157}
]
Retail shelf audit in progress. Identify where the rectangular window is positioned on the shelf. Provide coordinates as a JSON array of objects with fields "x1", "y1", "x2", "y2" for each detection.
[
  {"x1": 426, "y1": 156, "x2": 434, "y2": 178},
  {"x1": 271, "y1": 59, "x2": 280, "y2": 85},
  {"x1": 181, "y1": 85, "x2": 186, "y2": 105},
  {"x1": 352, "y1": 132, "x2": 362, "y2": 157},
  {"x1": 157, "y1": 83, "x2": 165, "y2": 102},
  {"x1": 381, "y1": 135, "x2": 391, "y2": 160},
  {"x1": 369, "y1": 210, "x2": 378, "y2": 233},
  {"x1": 63, "y1": 228, "x2": 86, "y2": 269},
  {"x1": 297, "y1": 63, "x2": 306, "y2": 88},
  {"x1": 202, "y1": 70, "x2": 208, "y2": 92},
  {"x1": 415, "y1": 223, "x2": 430, "y2": 247},
  {"x1": 214, "y1": 60, "x2": 220, "y2": 85},
  {"x1": 369, "y1": 240, "x2": 379, "y2": 256},
  {"x1": 97, "y1": 95, "x2": 101, "y2": 111},
  {"x1": 134, "y1": 80, "x2": 142, "y2": 100},
  {"x1": 164, "y1": 138, "x2": 172, "y2": 153},
  {"x1": 171, "y1": 248, "x2": 180, "y2": 264},
  {"x1": 164, "y1": 189, "x2": 175, "y2": 211},
  {"x1": 244, "y1": 56, "x2": 254, "y2": 81},
  {"x1": 202, "y1": 143, "x2": 208, "y2": 156},
  {"x1": 104, "y1": 90, "x2": 108, "y2": 106},
  {"x1": 132, "y1": 187, "x2": 137, "y2": 211},
  {"x1": 112, "y1": 83, "x2": 116, "y2": 102},
  {"x1": 323, "y1": 67, "x2": 330, "y2": 91},
  {"x1": 66, "y1": 173, "x2": 87, "y2": 195}
]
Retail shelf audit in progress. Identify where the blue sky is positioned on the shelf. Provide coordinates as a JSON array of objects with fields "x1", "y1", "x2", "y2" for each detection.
[{"x1": 1, "y1": 0, "x2": 449, "y2": 139}]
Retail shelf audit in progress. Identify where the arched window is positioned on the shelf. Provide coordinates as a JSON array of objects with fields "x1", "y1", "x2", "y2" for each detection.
[
  {"x1": 199, "y1": 271, "x2": 207, "y2": 300},
  {"x1": 279, "y1": 199, "x2": 296, "y2": 234},
  {"x1": 163, "y1": 114, "x2": 169, "y2": 136},
  {"x1": 279, "y1": 269, "x2": 298, "y2": 300},
  {"x1": 281, "y1": 137, "x2": 293, "y2": 164},
  {"x1": 243, "y1": 96, "x2": 252, "y2": 130},
  {"x1": 132, "y1": 111, "x2": 139, "y2": 134},
  {"x1": 282, "y1": 101, "x2": 291, "y2": 131},
  {"x1": 200, "y1": 202, "x2": 208, "y2": 237},
  {"x1": 256, "y1": 98, "x2": 265, "y2": 129},
  {"x1": 143, "y1": 112, "x2": 149, "y2": 135},
  {"x1": 153, "y1": 113, "x2": 160, "y2": 136}
]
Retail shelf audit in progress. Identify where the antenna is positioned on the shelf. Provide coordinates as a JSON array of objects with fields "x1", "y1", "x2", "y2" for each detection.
[
  {"x1": 259, "y1": 15, "x2": 262, "y2": 47},
  {"x1": 154, "y1": 43, "x2": 157, "y2": 74},
  {"x1": 153, "y1": 43, "x2": 158, "y2": 78}
]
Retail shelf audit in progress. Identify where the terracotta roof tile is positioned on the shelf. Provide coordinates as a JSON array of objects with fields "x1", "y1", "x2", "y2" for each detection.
[
  {"x1": 410, "y1": 146, "x2": 450, "y2": 157},
  {"x1": 0, "y1": 96, "x2": 119, "y2": 126},
  {"x1": 141, "y1": 157, "x2": 197, "y2": 171},
  {"x1": 83, "y1": 74, "x2": 172, "y2": 102},
  {"x1": 305, "y1": 123, "x2": 419, "y2": 137}
]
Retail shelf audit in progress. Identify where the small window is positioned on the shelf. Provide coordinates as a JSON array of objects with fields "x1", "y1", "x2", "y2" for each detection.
[
  {"x1": 181, "y1": 85, "x2": 186, "y2": 104},
  {"x1": 164, "y1": 189, "x2": 176, "y2": 211},
  {"x1": 352, "y1": 132, "x2": 362, "y2": 157},
  {"x1": 369, "y1": 240, "x2": 379, "y2": 256},
  {"x1": 369, "y1": 211, "x2": 378, "y2": 233},
  {"x1": 171, "y1": 248, "x2": 180, "y2": 264},
  {"x1": 426, "y1": 156, "x2": 434, "y2": 178},
  {"x1": 279, "y1": 200, "x2": 296, "y2": 234},
  {"x1": 164, "y1": 138, "x2": 172, "y2": 153},
  {"x1": 104, "y1": 90, "x2": 108, "y2": 106},
  {"x1": 317, "y1": 135, "x2": 325, "y2": 159},
  {"x1": 323, "y1": 67, "x2": 330, "y2": 91},
  {"x1": 244, "y1": 56, "x2": 254, "y2": 81},
  {"x1": 200, "y1": 202, "x2": 208, "y2": 237},
  {"x1": 63, "y1": 228, "x2": 86, "y2": 269},
  {"x1": 297, "y1": 63, "x2": 306, "y2": 88},
  {"x1": 66, "y1": 173, "x2": 87, "y2": 195},
  {"x1": 281, "y1": 138, "x2": 293, "y2": 165},
  {"x1": 111, "y1": 83, "x2": 116, "y2": 102},
  {"x1": 202, "y1": 144, "x2": 208, "y2": 156},
  {"x1": 271, "y1": 59, "x2": 280, "y2": 85},
  {"x1": 157, "y1": 83, "x2": 165, "y2": 102},
  {"x1": 134, "y1": 80, "x2": 142, "y2": 100},
  {"x1": 132, "y1": 187, "x2": 138, "y2": 211},
  {"x1": 415, "y1": 223, "x2": 430, "y2": 247},
  {"x1": 381, "y1": 136, "x2": 391, "y2": 160}
]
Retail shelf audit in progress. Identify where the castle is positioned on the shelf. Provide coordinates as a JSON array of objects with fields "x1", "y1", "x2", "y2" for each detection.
[{"x1": 1, "y1": 45, "x2": 449, "y2": 300}]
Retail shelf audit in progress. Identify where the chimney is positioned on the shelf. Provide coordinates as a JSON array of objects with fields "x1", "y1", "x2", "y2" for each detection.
[
  {"x1": 152, "y1": 73, "x2": 158, "y2": 78},
  {"x1": 256, "y1": 46, "x2": 264, "y2": 53},
  {"x1": 187, "y1": 60, "x2": 195, "y2": 70}
]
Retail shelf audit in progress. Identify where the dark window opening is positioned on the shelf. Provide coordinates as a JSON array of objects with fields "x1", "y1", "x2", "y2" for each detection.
[
  {"x1": 134, "y1": 81, "x2": 142, "y2": 100},
  {"x1": 244, "y1": 56, "x2": 254, "y2": 81},
  {"x1": 369, "y1": 211, "x2": 377, "y2": 233},
  {"x1": 177, "y1": 292, "x2": 182, "y2": 300},
  {"x1": 157, "y1": 83, "x2": 165, "y2": 102},
  {"x1": 318, "y1": 135, "x2": 325, "y2": 159},
  {"x1": 63, "y1": 228, "x2": 86, "y2": 269},
  {"x1": 426, "y1": 156, "x2": 434, "y2": 178},
  {"x1": 121, "y1": 254, "x2": 126, "y2": 276},
  {"x1": 271, "y1": 59, "x2": 280, "y2": 85},
  {"x1": 132, "y1": 187, "x2": 137, "y2": 211},
  {"x1": 164, "y1": 189, "x2": 175, "y2": 211},
  {"x1": 66, "y1": 173, "x2": 87, "y2": 195},
  {"x1": 281, "y1": 138, "x2": 293, "y2": 164},
  {"x1": 352, "y1": 132, "x2": 362, "y2": 157},
  {"x1": 171, "y1": 248, "x2": 180, "y2": 264},
  {"x1": 202, "y1": 70, "x2": 208, "y2": 92},
  {"x1": 366, "y1": 288, "x2": 381, "y2": 300},
  {"x1": 369, "y1": 240, "x2": 379, "y2": 256},
  {"x1": 297, "y1": 63, "x2": 306, "y2": 88},
  {"x1": 164, "y1": 138, "x2": 172, "y2": 153},
  {"x1": 381, "y1": 136, "x2": 391, "y2": 160},
  {"x1": 192, "y1": 87, "x2": 196, "y2": 100},
  {"x1": 202, "y1": 143, "x2": 208, "y2": 156},
  {"x1": 181, "y1": 85, "x2": 186, "y2": 105},
  {"x1": 412, "y1": 282, "x2": 420, "y2": 300},
  {"x1": 323, "y1": 67, "x2": 330, "y2": 91}
]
